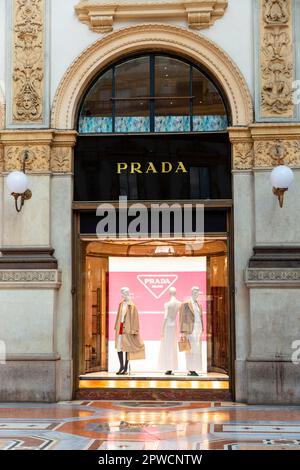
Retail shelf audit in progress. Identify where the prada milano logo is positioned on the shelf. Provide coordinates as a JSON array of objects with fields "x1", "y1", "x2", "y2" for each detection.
[{"x1": 137, "y1": 274, "x2": 178, "y2": 299}]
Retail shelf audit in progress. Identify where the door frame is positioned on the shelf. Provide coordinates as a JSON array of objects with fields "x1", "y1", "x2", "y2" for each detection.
[{"x1": 72, "y1": 200, "x2": 235, "y2": 399}]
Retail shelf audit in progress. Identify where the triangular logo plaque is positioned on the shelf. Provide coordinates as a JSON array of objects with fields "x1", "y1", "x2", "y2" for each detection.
[{"x1": 137, "y1": 274, "x2": 178, "y2": 299}]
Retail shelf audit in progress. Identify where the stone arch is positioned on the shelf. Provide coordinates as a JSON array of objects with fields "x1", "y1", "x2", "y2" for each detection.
[{"x1": 51, "y1": 24, "x2": 253, "y2": 129}]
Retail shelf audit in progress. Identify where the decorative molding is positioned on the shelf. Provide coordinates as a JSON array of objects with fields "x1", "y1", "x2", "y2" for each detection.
[
  {"x1": 11, "y1": 0, "x2": 45, "y2": 123},
  {"x1": 233, "y1": 142, "x2": 254, "y2": 170},
  {"x1": 51, "y1": 147, "x2": 73, "y2": 173},
  {"x1": 0, "y1": 130, "x2": 77, "y2": 174},
  {"x1": 248, "y1": 245, "x2": 300, "y2": 268},
  {"x1": 74, "y1": 0, "x2": 228, "y2": 33},
  {"x1": 0, "y1": 269, "x2": 62, "y2": 289},
  {"x1": 254, "y1": 139, "x2": 300, "y2": 167},
  {"x1": 51, "y1": 24, "x2": 253, "y2": 129},
  {"x1": 229, "y1": 127, "x2": 254, "y2": 170},
  {"x1": 259, "y1": 0, "x2": 294, "y2": 118},
  {"x1": 0, "y1": 247, "x2": 58, "y2": 269},
  {"x1": 4, "y1": 145, "x2": 50, "y2": 173},
  {"x1": 229, "y1": 124, "x2": 300, "y2": 170},
  {"x1": 245, "y1": 268, "x2": 300, "y2": 287}
]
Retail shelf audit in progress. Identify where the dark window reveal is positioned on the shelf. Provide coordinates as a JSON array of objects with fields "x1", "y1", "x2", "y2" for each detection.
[{"x1": 74, "y1": 134, "x2": 231, "y2": 201}]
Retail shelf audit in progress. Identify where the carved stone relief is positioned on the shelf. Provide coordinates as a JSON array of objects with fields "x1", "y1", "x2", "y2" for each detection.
[
  {"x1": 51, "y1": 147, "x2": 73, "y2": 173},
  {"x1": 4, "y1": 145, "x2": 50, "y2": 173},
  {"x1": 260, "y1": 0, "x2": 294, "y2": 118},
  {"x1": 233, "y1": 142, "x2": 254, "y2": 170},
  {"x1": 11, "y1": 0, "x2": 45, "y2": 124},
  {"x1": 254, "y1": 139, "x2": 300, "y2": 167}
]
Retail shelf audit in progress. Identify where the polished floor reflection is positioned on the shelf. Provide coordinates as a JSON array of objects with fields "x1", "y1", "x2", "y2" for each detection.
[{"x1": 0, "y1": 401, "x2": 299, "y2": 450}]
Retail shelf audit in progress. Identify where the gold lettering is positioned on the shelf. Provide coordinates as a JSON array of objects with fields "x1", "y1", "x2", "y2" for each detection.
[
  {"x1": 117, "y1": 163, "x2": 128, "y2": 174},
  {"x1": 175, "y1": 162, "x2": 188, "y2": 173},
  {"x1": 161, "y1": 162, "x2": 172, "y2": 173},
  {"x1": 146, "y1": 162, "x2": 158, "y2": 173},
  {"x1": 131, "y1": 162, "x2": 142, "y2": 174}
]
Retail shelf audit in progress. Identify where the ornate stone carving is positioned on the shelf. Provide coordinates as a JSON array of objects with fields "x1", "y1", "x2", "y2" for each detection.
[
  {"x1": 233, "y1": 142, "x2": 254, "y2": 170},
  {"x1": 0, "y1": 130, "x2": 76, "y2": 174},
  {"x1": 264, "y1": 0, "x2": 289, "y2": 24},
  {"x1": 260, "y1": 0, "x2": 294, "y2": 117},
  {"x1": 0, "y1": 270, "x2": 62, "y2": 289},
  {"x1": 4, "y1": 145, "x2": 50, "y2": 173},
  {"x1": 12, "y1": 0, "x2": 45, "y2": 123},
  {"x1": 246, "y1": 268, "x2": 300, "y2": 287},
  {"x1": 75, "y1": 1, "x2": 228, "y2": 33},
  {"x1": 254, "y1": 139, "x2": 300, "y2": 167},
  {"x1": 51, "y1": 147, "x2": 73, "y2": 173}
]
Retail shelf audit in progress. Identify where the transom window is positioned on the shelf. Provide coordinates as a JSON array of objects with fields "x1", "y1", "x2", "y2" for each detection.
[{"x1": 78, "y1": 54, "x2": 229, "y2": 134}]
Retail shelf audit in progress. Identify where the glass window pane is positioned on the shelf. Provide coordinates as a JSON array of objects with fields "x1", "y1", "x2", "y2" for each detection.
[
  {"x1": 79, "y1": 70, "x2": 113, "y2": 133},
  {"x1": 155, "y1": 56, "x2": 190, "y2": 97},
  {"x1": 192, "y1": 69, "x2": 228, "y2": 132},
  {"x1": 115, "y1": 57, "x2": 150, "y2": 98},
  {"x1": 155, "y1": 57, "x2": 190, "y2": 132},
  {"x1": 115, "y1": 57, "x2": 150, "y2": 132}
]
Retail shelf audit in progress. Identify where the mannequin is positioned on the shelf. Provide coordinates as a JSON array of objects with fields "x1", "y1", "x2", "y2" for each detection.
[
  {"x1": 158, "y1": 287, "x2": 181, "y2": 375},
  {"x1": 179, "y1": 286, "x2": 203, "y2": 376},
  {"x1": 114, "y1": 287, "x2": 145, "y2": 375}
]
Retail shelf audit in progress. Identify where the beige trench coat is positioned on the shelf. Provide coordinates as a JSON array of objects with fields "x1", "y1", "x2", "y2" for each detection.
[
  {"x1": 114, "y1": 301, "x2": 145, "y2": 360},
  {"x1": 179, "y1": 300, "x2": 202, "y2": 335}
]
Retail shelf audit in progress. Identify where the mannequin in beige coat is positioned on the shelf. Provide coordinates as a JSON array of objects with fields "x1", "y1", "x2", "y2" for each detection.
[
  {"x1": 114, "y1": 287, "x2": 145, "y2": 375},
  {"x1": 179, "y1": 286, "x2": 203, "y2": 376}
]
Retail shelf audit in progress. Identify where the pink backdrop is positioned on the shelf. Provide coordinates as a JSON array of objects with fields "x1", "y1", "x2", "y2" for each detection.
[{"x1": 108, "y1": 270, "x2": 207, "y2": 341}]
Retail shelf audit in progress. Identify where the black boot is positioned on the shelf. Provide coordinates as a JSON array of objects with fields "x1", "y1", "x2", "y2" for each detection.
[
  {"x1": 116, "y1": 352, "x2": 124, "y2": 375},
  {"x1": 121, "y1": 353, "x2": 129, "y2": 375},
  {"x1": 188, "y1": 371, "x2": 199, "y2": 376},
  {"x1": 165, "y1": 370, "x2": 173, "y2": 375}
]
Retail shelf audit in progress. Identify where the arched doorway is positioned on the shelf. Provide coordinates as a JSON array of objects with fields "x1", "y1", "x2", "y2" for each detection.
[
  {"x1": 51, "y1": 24, "x2": 253, "y2": 399},
  {"x1": 74, "y1": 51, "x2": 233, "y2": 400}
]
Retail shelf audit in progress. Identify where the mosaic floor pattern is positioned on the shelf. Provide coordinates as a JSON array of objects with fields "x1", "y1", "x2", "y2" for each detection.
[{"x1": 0, "y1": 401, "x2": 299, "y2": 450}]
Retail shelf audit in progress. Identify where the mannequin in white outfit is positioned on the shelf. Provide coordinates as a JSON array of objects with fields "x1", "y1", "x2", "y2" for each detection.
[
  {"x1": 158, "y1": 287, "x2": 181, "y2": 375},
  {"x1": 180, "y1": 286, "x2": 203, "y2": 376}
]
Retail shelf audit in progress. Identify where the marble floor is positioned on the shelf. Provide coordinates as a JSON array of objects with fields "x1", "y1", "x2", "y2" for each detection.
[{"x1": 0, "y1": 401, "x2": 299, "y2": 450}]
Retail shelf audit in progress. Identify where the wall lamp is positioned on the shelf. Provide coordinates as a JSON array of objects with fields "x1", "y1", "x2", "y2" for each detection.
[
  {"x1": 6, "y1": 150, "x2": 32, "y2": 213},
  {"x1": 271, "y1": 164, "x2": 294, "y2": 208}
]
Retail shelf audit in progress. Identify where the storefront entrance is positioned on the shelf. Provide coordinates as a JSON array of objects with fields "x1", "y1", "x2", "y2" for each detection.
[{"x1": 72, "y1": 53, "x2": 234, "y2": 400}]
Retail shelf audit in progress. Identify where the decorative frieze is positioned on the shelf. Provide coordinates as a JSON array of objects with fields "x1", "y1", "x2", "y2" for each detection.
[
  {"x1": 254, "y1": 139, "x2": 300, "y2": 167},
  {"x1": 0, "y1": 130, "x2": 77, "y2": 175},
  {"x1": 11, "y1": 0, "x2": 45, "y2": 124},
  {"x1": 245, "y1": 268, "x2": 300, "y2": 287},
  {"x1": 259, "y1": 0, "x2": 294, "y2": 118},
  {"x1": 229, "y1": 124, "x2": 300, "y2": 170},
  {"x1": 4, "y1": 145, "x2": 50, "y2": 173},
  {"x1": 74, "y1": 0, "x2": 228, "y2": 33},
  {"x1": 229, "y1": 127, "x2": 254, "y2": 170},
  {"x1": 233, "y1": 142, "x2": 254, "y2": 170},
  {"x1": 51, "y1": 147, "x2": 73, "y2": 173},
  {"x1": 0, "y1": 270, "x2": 62, "y2": 289}
]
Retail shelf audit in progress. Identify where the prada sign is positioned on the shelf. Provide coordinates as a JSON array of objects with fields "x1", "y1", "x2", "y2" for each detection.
[{"x1": 117, "y1": 162, "x2": 188, "y2": 174}]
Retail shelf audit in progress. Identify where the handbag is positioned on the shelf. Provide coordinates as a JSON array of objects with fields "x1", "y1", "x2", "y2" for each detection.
[{"x1": 178, "y1": 336, "x2": 191, "y2": 352}]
